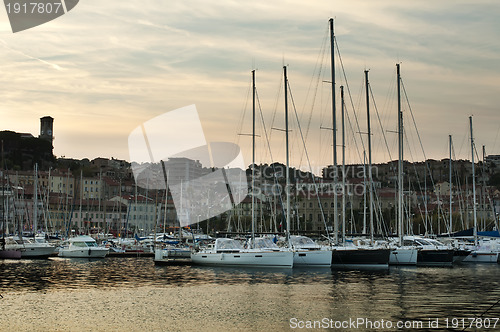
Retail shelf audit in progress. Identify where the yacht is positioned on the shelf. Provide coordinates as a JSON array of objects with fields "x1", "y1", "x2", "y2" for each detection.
[
  {"x1": 403, "y1": 236, "x2": 454, "y2": 267},
  {"x1": 191, "y1": 238, "x2": 293, "y2": 268},
  {"x1": 154, "y1": 244, "x2": 192, "y2": 265},
  {"x1": 290, "y1": 236, "x2": 331, "y2": 267},
  {"x1": 58, "y1": 236, "x2": 109, "y2": 258},
  {"x1": 387, "y1": 239, "x2": 418, "y2": 265},
  {"x1": 4, "y1": 236, "x2": 56, "y2": 258},
  {"x1": 462, "y1": 238, "x2": 499, "y2": 263},
  {"x1": 331, "y1": 241, "x2": 391, "y2": 270}
]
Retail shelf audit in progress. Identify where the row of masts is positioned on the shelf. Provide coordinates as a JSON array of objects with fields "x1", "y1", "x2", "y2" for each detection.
[
  {"x1": 247, "y1": 19, "x2": 406, "y2": 244},
  {"x1": 249, "y1": 18, "x2": 486, "y2": 246}
]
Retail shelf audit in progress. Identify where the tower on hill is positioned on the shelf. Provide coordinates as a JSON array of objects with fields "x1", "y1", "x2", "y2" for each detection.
[{"x1": 39, "y1": 116, "x2": 54, "y2": 144}]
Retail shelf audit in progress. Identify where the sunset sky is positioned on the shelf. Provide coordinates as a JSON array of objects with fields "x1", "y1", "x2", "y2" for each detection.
[{"x1": 0, "y1": 1, "x2": 498, "y2": 173}]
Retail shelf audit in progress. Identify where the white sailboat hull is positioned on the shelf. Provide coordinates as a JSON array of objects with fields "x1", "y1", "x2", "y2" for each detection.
[
  {"x1": 5, "y1": 242, "x2": 56, "y2": 258},
  {"x1": 58, "y1": 247, "x2": 109, "y2": 258},
  {"x1": 389, "y1": 247, "x2": 418, "y2": 265},
  {"x1": 20, "y1": 245, "x2": 56, "y2": 258},
  {"x1": 154, "y1": 247, "x2": 192, "y2": 264},
  {"x1": 293, "y1": 249, "x2": 331, "y2": 267},
  {"x1": 191, "y1": 250, "x2": 293, "y2": 268},
  {"x1": 463, "y1": 251, "x2": 499, "y2": 263}
]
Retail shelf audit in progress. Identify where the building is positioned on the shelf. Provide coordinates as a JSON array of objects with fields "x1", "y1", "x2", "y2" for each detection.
[{"x1": 163, "y1": 157, "x2": 209, "y2": 185}]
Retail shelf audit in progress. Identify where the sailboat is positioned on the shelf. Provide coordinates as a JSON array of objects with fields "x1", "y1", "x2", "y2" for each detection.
[
  {"x1": 438, "y1": 135, "x2": 471, "y2": 263},
  {"x1": 1, "y1": 163, "x2": 21, "y2": 259},
  {"x1": 462, "y1": 116, "x2": 500, "y2": 263},
  {"x1": 388, "y1": 64, "x2": 418, "y2": 265},
  {"x1": 0, "y1": 141, "x2": 21, "y2": 259},
  {"x1": 330, "y1": 82, "x2": 390, "y2": 269},
  {"x1": 390, "y1": 66, "x2": 453, "y2": 267},
  {"x1": 190, "y1": 70, "x2": 293, "y2": 268},
  {"x1": 154, "y1": 170, "x2": 193, "y2": 265},
  {"x1": 281, "y1": 66, "x2": 332, "y2": 267},
  {"x1": 328, "y1": 19, "x2": 390, "y2": 269},
  {"x1": 4, "y1": 164, "x2": 56, "y2": 258}
]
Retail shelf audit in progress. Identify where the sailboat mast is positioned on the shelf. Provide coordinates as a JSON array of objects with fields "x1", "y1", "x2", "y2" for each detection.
[
  {"x1": 449, "y1": 135, "x2": 453, "y2": 233},
  {"x1": 284, "y1": 66, "x2": 291, "y2": 244},
  {"x1": 341, "y1": 85, "x2": 346, "y2": 245},
  {"x1": 470, "y1": 116, "x2": 478, "y2": 246},
  {"x1": 283, "y1": 66, "x2": 290, "y2": 243},
  {"x1": 397, "y1": 63, "x2": 403, "y2": 246},
  {"x1": 33, "y1": 163, "x2": 38, "y2": 236},
  {"x1": 365, "y1": 70, "x2": 374, "y2": 243},
  {"x1": 79, "y1": 170, "x2": 82, "y2": 234},
  {"x1": 251, "y1": 69, "x2": 256, "y2": 247},
  {"x1": 1, "y1": 140, "x2": 5, "y2": 248},
  {"x1": 482, "y1": 145, "x2": 486, "y2": 231},
  {"x1": 363, "y1": 152, "x2": 367, "y2": 234},
  {"x1": 329, "y1": 18, "x2": 338, "y2": 244}
]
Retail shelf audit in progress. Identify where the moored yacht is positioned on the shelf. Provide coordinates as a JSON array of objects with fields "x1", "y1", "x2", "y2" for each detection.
[
  {"x1": 290, "y1": 235, "x2": 331, "y2": 267},
  {"x1": 58, "y1": 236, "x2": 109, "y2": 258},
  {"x1": 190, "y1": 238, "x2": 293, "y2": 268},
  {"x1": 388, "y1": 244, "x2": 418, "y2": 266},
  {"x1": 331, "y1": 239, "x2": 391, "y2": 270},
  {"x1": 403, "y1": 236, "x2": 454, "y2": 267},
  {"x1": 4, "y1": 236, "x2": 56, "y2": 258},
  {"x1": 460, "y1": 118, "x2": 500, "y2": 263},
  {"x1": 462, "y1": 238, "x2": 499, "y2": 263},
  {"x1": 154, "y1": 244, "x2": 192, "y2": 265}
]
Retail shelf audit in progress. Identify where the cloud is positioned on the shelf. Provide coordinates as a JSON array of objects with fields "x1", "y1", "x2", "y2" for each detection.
[
  {"x1": 0, "y1": 0, "x2": 498, "y2": 166},
  {"x1": 0, "y1": 39, "x2": 64, "y2": 71}
]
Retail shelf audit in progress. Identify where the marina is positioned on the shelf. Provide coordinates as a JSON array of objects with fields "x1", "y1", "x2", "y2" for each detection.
[
  {"x1": 0, "y1": 1, "x2": 499, "y2": 331},
  {"x1": 1, "y1": 256, "x2": 500, "y2": 331}
]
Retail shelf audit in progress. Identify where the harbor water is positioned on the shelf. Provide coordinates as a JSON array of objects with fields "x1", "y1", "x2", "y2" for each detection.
[{"x1": 1, "y1": 257, "x2": 500, "y2": 331}]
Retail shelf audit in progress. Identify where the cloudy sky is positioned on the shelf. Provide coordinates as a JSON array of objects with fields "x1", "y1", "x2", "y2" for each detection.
[{"x1": 0, "y1": 1, "x2": 498, "y2": 172}]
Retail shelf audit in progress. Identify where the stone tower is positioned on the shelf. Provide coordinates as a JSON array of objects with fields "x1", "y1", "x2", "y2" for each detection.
[{"x1": 39, "y1": 116, "x2": 54, "y2": 144}]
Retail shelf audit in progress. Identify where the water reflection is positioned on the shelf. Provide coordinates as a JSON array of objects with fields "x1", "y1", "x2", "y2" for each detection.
[{"x1": 2, "y1": 257, "x2": 500, "y2": 328}]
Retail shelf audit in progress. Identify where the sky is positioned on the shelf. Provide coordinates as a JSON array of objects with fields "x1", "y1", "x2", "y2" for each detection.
[{"x1": 0, "y1": 1, "x2": 499, "y2": 173}]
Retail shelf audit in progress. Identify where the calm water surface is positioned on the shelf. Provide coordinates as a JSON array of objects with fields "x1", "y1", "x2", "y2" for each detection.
[{"x1": 1, "y1": 257, "x2": 500, "y2": 331}]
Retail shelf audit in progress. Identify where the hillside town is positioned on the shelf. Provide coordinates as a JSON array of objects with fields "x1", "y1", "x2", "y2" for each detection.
[{"x1": 1, "y1": 116, "x2": 500, "y2": 239}]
